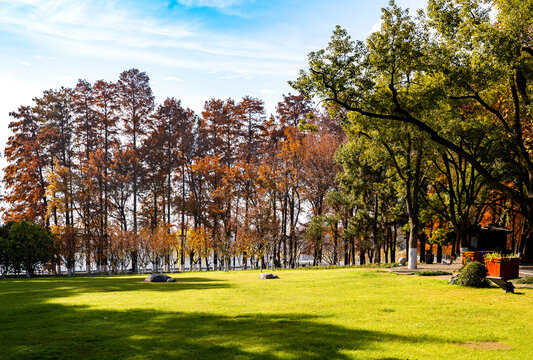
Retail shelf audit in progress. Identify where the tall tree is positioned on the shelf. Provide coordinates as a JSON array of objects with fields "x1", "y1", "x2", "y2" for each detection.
[
  {"x1": 3, "y1": 107, "x2": 48, "y2": 224},
  {"x1": 92, "y1": 79, "x2": 120, "y2": 273},
  {"x1": 117, "y1": 69, "x2": 154, "y2": 271},
  {"x1": 151, "y1": 98, "x2": 196, "y2": 271},
  {"x1": 235, "y1": 97, "x2": 266, "y2": 267},
  {"x1": 73, "y1": 79, "x2": 99, "y2": 273}
]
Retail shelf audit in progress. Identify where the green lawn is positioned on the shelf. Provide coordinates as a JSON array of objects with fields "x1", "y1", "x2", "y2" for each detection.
[{"x1": 0, "y1": 268, "x2": 532, "y2": 359}]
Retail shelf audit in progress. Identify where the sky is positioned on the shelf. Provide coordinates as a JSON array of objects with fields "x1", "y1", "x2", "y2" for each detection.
[{"x1": 0, "y1": 0, "x2": 428, "y2": 172}]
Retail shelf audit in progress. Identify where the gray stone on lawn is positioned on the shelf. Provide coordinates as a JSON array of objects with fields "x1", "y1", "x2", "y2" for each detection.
[
  {"x1": 398, "y1": 257, "x2": 407, "y2": 266},
  {"x1": 144, "y1": 273, "x2": 175, "y2": 283},
  {"x1": 259, "y1": 273, "x2": 279, "y2": 279}
]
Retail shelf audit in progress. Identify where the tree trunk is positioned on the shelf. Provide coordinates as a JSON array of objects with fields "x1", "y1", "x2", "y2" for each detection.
[
  {"x1": 408, "y1": 221, "x2": 419, "y2": 270},
  {"x1": 457, "y1": 219, "x2": 469, "y2": 256},
  {"x1": 359, "y1": 246, "x2": 365, "y2": 265},
  {"x1": 383, "y1": 226, "x2": 389, "y2": 263},
  {"x1": 372, "y1": 195, "x2": 380, "y2": 263},
  {"x1": 351, "y1": 237, "x2": 356, "y2": 265},
  {"x1": 344, "y1": 240, "x2": 349, "y2": 265},
  {"x1": 391, "y1": 223, "x2": 397, "y2": 263},
  {"x1": 419, "y1": 235, "x2": 426, "y2": 264}
]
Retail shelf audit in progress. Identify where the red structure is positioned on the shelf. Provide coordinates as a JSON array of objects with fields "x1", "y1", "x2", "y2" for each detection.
[{"x1": 485, "y1": 258, "x2": 520, "y2": 280}]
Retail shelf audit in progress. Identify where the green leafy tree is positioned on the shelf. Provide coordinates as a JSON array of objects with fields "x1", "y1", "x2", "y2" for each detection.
[
  {"x1": 292, "y1": 0, "x2": 533, "y2": 259},
  {"x1": 0, "y1": 223, "x2": 12, "y2": 275},
  {"x1": 7, "y1": 220, "x2": 55, "y2": 277},
  {"x1": 336, "y1": 133, "x2": 415, "y2": 265}
]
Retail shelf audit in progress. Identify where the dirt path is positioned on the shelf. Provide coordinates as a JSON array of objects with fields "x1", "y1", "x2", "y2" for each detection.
[
  {"x1": 519, "y1": 265, "x2": 533, "y2": 277},
  {"x1": 388, "y1": 263, "x2": 462, "y2": 275}
]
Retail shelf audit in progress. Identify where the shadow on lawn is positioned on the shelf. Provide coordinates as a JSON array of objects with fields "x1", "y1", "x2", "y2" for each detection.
[
  {"x1": 0, "y1": 277, "x2": 434, "y2": 359},
  {"x1": 0, "y1": 305, "x2": 433, "y2": 360},
  {"x1": 0, "y1": 275, "x2": 229, "y2": 300}
]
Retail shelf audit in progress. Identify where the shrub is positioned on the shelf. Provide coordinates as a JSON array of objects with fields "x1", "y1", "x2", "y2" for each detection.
[
  {"x1": 414, "y1": 270, "x2": 452, "y2": 276},
  {"x1": 514, "y1": 276, "x2": 533, "y2": 284},
  {"x1": 457, "y1": 261, "x2": 489, "y2": 288},
  {"x1": 484, "y1": 252, "x2": 520, "y2": 261}
]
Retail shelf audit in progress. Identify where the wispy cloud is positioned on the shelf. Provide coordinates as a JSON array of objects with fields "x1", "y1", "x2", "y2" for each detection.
[
  {"x1": 174, "y1": 0, "x2": 244, "y2": 9},
  {"x1": 0, "y1": 0, "x2": 305, "y2": 77},
  {"x1": 170, "y1": 0, "x2": 250, "y2": 17},
  {"x1": 0, "y1": 1, "x2": 195, "y2": 46}
]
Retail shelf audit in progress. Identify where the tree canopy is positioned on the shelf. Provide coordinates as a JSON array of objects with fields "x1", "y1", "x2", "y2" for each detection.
[{"x1": 291, "y1": 0, "x2": 533, "y2": 264}]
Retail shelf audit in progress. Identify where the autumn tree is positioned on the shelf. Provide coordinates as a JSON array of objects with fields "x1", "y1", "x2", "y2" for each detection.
[
  {"x1": 92, "y1": 79, "x2": 120, "y2": 272},
  {"x1": 198, "y1": 98, "x2": 242, "y2": 271},
  {"x1": 117, "y1": 69, "x2": 155, "y2": 272},
  {"x1": 47, "y1": 159, "x2": 79, "y2": 276},
  {"x1": 3, "y1": 106, "x2": 48, "y2": 224},
  {"x1": 72, "y1": 79, "x2": 100, "y2": 273},
  {"x1": 149, "y1": 98, "x2": 196, "y2": 271},
  {"x1": 234, "y1": 97, "x2": 265, "y2": 265},
  {"x1": 301, "y1": 113, "x2": 344, "y2": 264},
  {"x1": 107, "y1": 148, "x2": 134, "y2": 233},
  {"x1": 267, "y1": 95, "x2": 313, "y2": 267},
  {"x1": 108, "y1": 226, "x2": 134, "y2": 274}
]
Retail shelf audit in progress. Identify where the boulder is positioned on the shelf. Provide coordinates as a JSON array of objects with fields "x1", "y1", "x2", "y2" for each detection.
[
  {"x1": 259, "y1": 273, "x2": 279, "y2": 279},
  {"x1": 398, "y1": 257, "x2": 407, "y2": 266},
  {"x1": 144, "y1": 273, "x2": 175, "y2": 283}
]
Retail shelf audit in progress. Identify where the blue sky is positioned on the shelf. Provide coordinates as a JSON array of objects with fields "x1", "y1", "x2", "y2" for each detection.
[{"x1": 0, "y1": 0, "x2": 427, "y2": 167}]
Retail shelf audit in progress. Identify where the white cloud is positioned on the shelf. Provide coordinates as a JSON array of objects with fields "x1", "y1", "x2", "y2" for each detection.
[
  {"x1": 260, "y1": 89, "x2": 274, "y2": 94},
  {"x1": 369, "y1": 19, "x2": 382, "y2": 35},
  {"x1": 20, "y1": 61, "x2": 30, "y2": 66},
  {"x1": 221, "y1": 71, "x2": 254, "y2": 80}
]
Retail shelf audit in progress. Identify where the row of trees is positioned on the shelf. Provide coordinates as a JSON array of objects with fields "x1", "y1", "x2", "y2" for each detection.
[{"x1": 3, "y1": 68, "x2": 371, "y2": 275}]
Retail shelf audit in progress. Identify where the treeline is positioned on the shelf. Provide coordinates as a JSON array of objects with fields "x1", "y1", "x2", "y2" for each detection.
[{"x1": 3, "y1": 69, "x2": 370, "y2": 275}]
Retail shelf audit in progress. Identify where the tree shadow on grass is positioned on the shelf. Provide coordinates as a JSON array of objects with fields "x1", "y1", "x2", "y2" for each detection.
[
  {"x1": 0, "y1": 303, "x2": 439, "y2": 360},
  {"x1": 0, "y1": 276, "x2": 441, "y2": 359},
  {"x1": 0, "y1": 275, "x2": 230, "y2": 302}
]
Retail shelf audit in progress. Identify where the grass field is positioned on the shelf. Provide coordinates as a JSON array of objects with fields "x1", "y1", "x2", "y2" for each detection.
[{"x1": 1, "y1": 268, "x2": 532, "y2": 359}]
